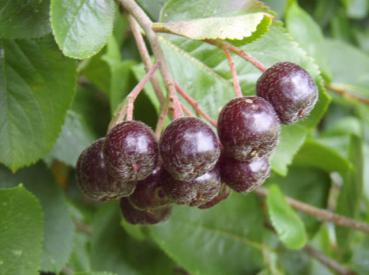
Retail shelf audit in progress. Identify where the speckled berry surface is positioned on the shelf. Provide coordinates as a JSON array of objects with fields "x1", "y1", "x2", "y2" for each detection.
[
  {"x1": 104, "y1": 121, "x2": 158, "y2": 183},
  {"x1": 220, "y1": 156, "x2": 270, "y2": 192},
  {"x1": 76, "y1": 138, "x2": 136, "y2": 201},
  {"x1": 159, "y1": 117, "x2": 221, "y2": 181},
  {"x1": 162, "y1": 165, "x2": 221, "y2": 207},
  {"x1": 256, "y1": 62, "x2": 318, "y2": 124},
  {"x1": 217, "y1": 96, "x2": 280, "y2": 161},
  {"x1": 129, "y1": 166, "x2": 171, "y2": 210},
  {"x1": 198, "y1": 183, "x2": 230, "y2": 209},
  {"x1": 120, "y1": 197, "x2": 171, "y2": 225}
]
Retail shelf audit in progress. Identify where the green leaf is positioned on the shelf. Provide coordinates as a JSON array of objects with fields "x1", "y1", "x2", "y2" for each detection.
[
  {"x1": 266, "y1": 184, "x2": 307, "y2": 250},
  {"x1": 0, "y1": 0, "x2": 50, "y2": 39},
  {"x1": 0, "y1": 164, "x2": 75, "y2": 273},
  {"x1": 0, "y1": 185, "x2": 44, "y2": 275},
  {"x1": 149, "y1": 193, "x2": 266, "y2": 275},
  {"x1": 45, "y1": 111, "x2": 97, "y2": 167},
  {"x1": 154, "y1": 13, "x2": 272, "y2": 41},
  {"x1": 0, "y1": 36, "x2": 77, "y2": 171},
  {"x1": 75, "y1": 272, "x2": 118, "y2": 275},
  {"x1": 50, "y1": 0, "x2": 116, "y2": 59},
  {"x1": 342, "y1": 0, "x2": 368, "y2": 19},
  {"x1": 137, "y1": 0, "x2": 168, "y2": 20}
]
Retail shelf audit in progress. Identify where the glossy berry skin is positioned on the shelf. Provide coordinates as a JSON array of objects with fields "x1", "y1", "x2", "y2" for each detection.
[
  {"x1": 120, "y1": 198, "x2": 171, "y2": 225},
  {"x1": 104, "y1": 121, "x2": 158, "y2": 183},
  {"x1": 220, "y1": 156, "x2": 270, "y2": 192},
  {"x1": 159, "y1": 117, "x2": 221, "y2": 181},
  {"x1": 198, "y1": 183, "x2": 230, "y2": 209},
  {"x1": 162, "y1": 165, "x2": 221, "y2": 207},
  {"x1": 129, "y1": 166, "x2": 171, "y2": 210},
  {"x1": 256, "y1": 62, "x2": 318, "y2": 124},
  {"x1": 76, "y1": 138, "x2": 136, "y2": 201},
  {"x1": 217, "y1": 97, "x2": 280, "y2": 161}
]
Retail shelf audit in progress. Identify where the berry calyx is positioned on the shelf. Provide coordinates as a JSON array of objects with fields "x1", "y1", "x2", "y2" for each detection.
[
  {"x1": 198, "y1": 183, "x2": 230, "y2": 209},
  {"x1": 120, "y1": 198, "x2": 171, "y2": 225},
  {"x1": 220, "y1": 156, "x2": 270, "y2": 192},
  {"x1": 256, "y1": 62, "x2": 318, "y2": 124},
  {"x1": 76, "y1": 138, "x2": 136, "y2": 201},
  {"x1": 162, "y1": 165, "x2": 221, "y2": 207},
  {"x1": 104, "y1": 121, "x2": 158, "y2": 183},
  {"x1": 159, "y1": 117, "x2": 221, "y2": 181},
  {"x1": 129, "y1": 166, "x2": 171, "y2": 210},
  {"x1": 217, "y1": 96, "x2": 280, "y2": 161}
]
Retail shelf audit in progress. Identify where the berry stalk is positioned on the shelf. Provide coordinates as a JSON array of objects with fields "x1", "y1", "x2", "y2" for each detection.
[{"x1": 222, "y1": 47, "x2": 243, "y2": 97}]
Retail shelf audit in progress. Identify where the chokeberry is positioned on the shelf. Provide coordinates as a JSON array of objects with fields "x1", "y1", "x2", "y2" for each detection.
[
  {"x1": 159, "y1": 117, "x2": 221, "y2": 181},
  {"x1": 129, "y1": 166, "x2": 171, "y2": 210},
  {"x1": 162, "y1": 165, "x2": 221, "y2": 207},
  {"x1": 76, "y1": 138, "x2": 136, "y2": 201},
  {"x1": 120, "y1": 198, "x2": 171, "y2": 225},
  {"x1": 220, "y1": 156, "x2": 270, "y2": 192},
  {"x1": 198, "y1": 183, "x2": 230, "y2": 209},
  {"x1": 217, "y1": 96, "x2": 280, "y2": 161},
  {"x1": 104, "y1": 121, "x2": 158, "y2": 183},
  {"x1": 256, "y1": 62, "x2": 318, "y2": 124}
]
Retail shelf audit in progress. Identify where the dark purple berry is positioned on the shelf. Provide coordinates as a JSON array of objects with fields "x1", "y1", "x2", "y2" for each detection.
[
  {"x1": 129, "y1": 166, "x2": 171, "y2": 210},
  {"x1": 256, "y1": 62, "x2": 318, "y2": 124},
  {"x1": 217, "y1": 96, "x2": 280, "y2": 161},
  {"x1": 159, "y1": 117, "x2": 221, "y2": 181},
  {"x1": 220, "y1": 156, "x2": 270, "y2": 192},
  {"x1": 104, "y1": 121, "x2": 158, "y2": 183},
  {"x1": 76, "y1": 138, "x2": 136, "y2": 201},
  {"x1": 198, "y1": 183, "x2": 230, "y2": 209},
  {"x1": 120, "y1": 198, "x2": 171, "y2": 225},
  {"x1": 162, "y1": 165, "x2": 222, "y2": 207}
]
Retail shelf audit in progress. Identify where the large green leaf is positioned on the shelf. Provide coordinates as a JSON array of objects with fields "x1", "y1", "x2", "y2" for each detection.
[
  {"x1": 149, "y1": 193, "x2": 266, "y2": 275},
  {"x1": 0, "y1": 36, "x2": 76, "y2": 171},
  {"x1": 137, "y1": 0, "x2": 168, "y2": 20},
  {"x1": 0, "y1": 164, "x2": 75, "y2": 273},
  {"x1": 266, "y1": 184, "x2": 307, "y2": 250},
  {"x1": 0, "y1": 0, "x2": 50, "y2": 39},
  {"x1": 0, "y1": 186, "x2": 44, "y2": 275},
  {"x1": 50, "y1": 0, "x2": 116, "y2": 59}
]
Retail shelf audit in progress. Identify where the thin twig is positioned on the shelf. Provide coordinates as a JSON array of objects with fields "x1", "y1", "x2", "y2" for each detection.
[
  {"x1": 328, "y1": 83, "x2": 369, "y2": 106},
  {"x1": 155, "y1": 99, "x2": 169, "y2": 138},
  {"x1": 206, "y1": 40, "x2": 267, "y2": 72},
  {"x1": 120, "y1": 0, "x2": 183, "y2": 119},
  {"x1": 222, "y1": 47, "x2": 243, "y2": 97},
  {"x1": 255, "y1": 187, "x2": 369, "y2": 234},
  {"x1": 175, "y1": 82, "x2": 217, "y2": 127},
  {"x1": 303, "y1": 245, "x2": 355, "y2": 275},
  {"x1": 128, "y1": 15, "x2": 165, "y2": 104}
]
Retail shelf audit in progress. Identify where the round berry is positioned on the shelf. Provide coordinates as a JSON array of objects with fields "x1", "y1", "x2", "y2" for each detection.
[
  {"x1": 217, "y1": 96, "x2": 280, "y2": 161},
  {"x1": 76, "y1": 138, "x2": 136, "y2": 201},
  {"x1": 162, "y1": 165, "x2": 221, "y2": 207},
  {"x1": 104, "y1": 121, "x2": 158, "y2": 183},
  {"x1": 220, "y1": 156, "x2": 270, "y2": 192},
  {"x1": 129, "y1": 166, "x2": 171, "y2": 210},
  {"x1": 256, "y1": 62, "x2": 318, "y2": 124},
  {"x1": 159, "y1": 117, "x2": 221, "y2": 181},
  {"x1": 120, "y1": 198, "x2": 171, "y2": 225},
  {"x1": 198, "y1": 183, "x2": 230, "y2": 209}
]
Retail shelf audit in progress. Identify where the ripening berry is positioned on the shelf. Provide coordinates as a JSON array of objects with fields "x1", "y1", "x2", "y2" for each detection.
[{"x1": 198, "y1": 183, "x2": 230, "y2": 209}]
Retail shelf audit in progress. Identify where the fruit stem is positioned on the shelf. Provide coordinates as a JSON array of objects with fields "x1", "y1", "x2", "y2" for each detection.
[
  {"x1": 128, "y1": 15, "x2": 165, "y2": 104},
  {"x1": 255, "y1": 187, "x2": 369, "y2": 234},
  {"x1": 119, "y1": 0, "x2": 183, "y2": 119},
  {"x1": 155, "y1": 99, "x2": 169, "y2": 138},
  {"x1": 222, "y1": 47, "x2": 243, "y2": 98},
  {"x1": 206, "y1": 40, "x2": 267, "y2": 73},
  {"x1": 328, "y1": 83, "x2": 369, "y2": 106},
  {"x1": 175, "y1": 82, "x2": 217, "y2": 127}
]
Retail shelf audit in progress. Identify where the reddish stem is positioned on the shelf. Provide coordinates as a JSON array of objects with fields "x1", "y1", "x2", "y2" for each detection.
[
  {"x1": 223, "y1": 47, "x2": 243, "y2": 98},
  {"x1": 126, "y1": 62, "x2": 160, "y2": 121},
  {"x1": 155, "y1": 99, "x2": 169, "y2": 138},
  {"x1": 175, "y1": 83, "x2": 217, "y2": 127}
]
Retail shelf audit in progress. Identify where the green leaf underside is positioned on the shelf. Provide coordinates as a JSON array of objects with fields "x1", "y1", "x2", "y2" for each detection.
[
  {"x1": 0, "y1": 164, "x2": 75, "y2": 273},
  {"x1": 0, "y1": 0, "x2": 50, "y2": 39},
  {"x1": 154, "y1": 13, "x2": 272, "y2": 40},
  {"x1": 149, "y1": 193, "x2": 266, "y2": 275},
  {"x1": 50, "y1": 0, "x2": 115, "y2": 59},
  {"x1": 267, "y1": 185, "x2": 307, "y2": 250},
  {"x1": 0, "y1": 186, "x2": 43, "y2": 275},
  {"x1": 0, "y1": 36, "x2": 76, "y2": 171}
]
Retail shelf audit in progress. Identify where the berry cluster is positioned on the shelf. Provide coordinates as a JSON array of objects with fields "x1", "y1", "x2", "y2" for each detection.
[{"x1": 76, "y1": 62, "x2": 318, "y2": 225}]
